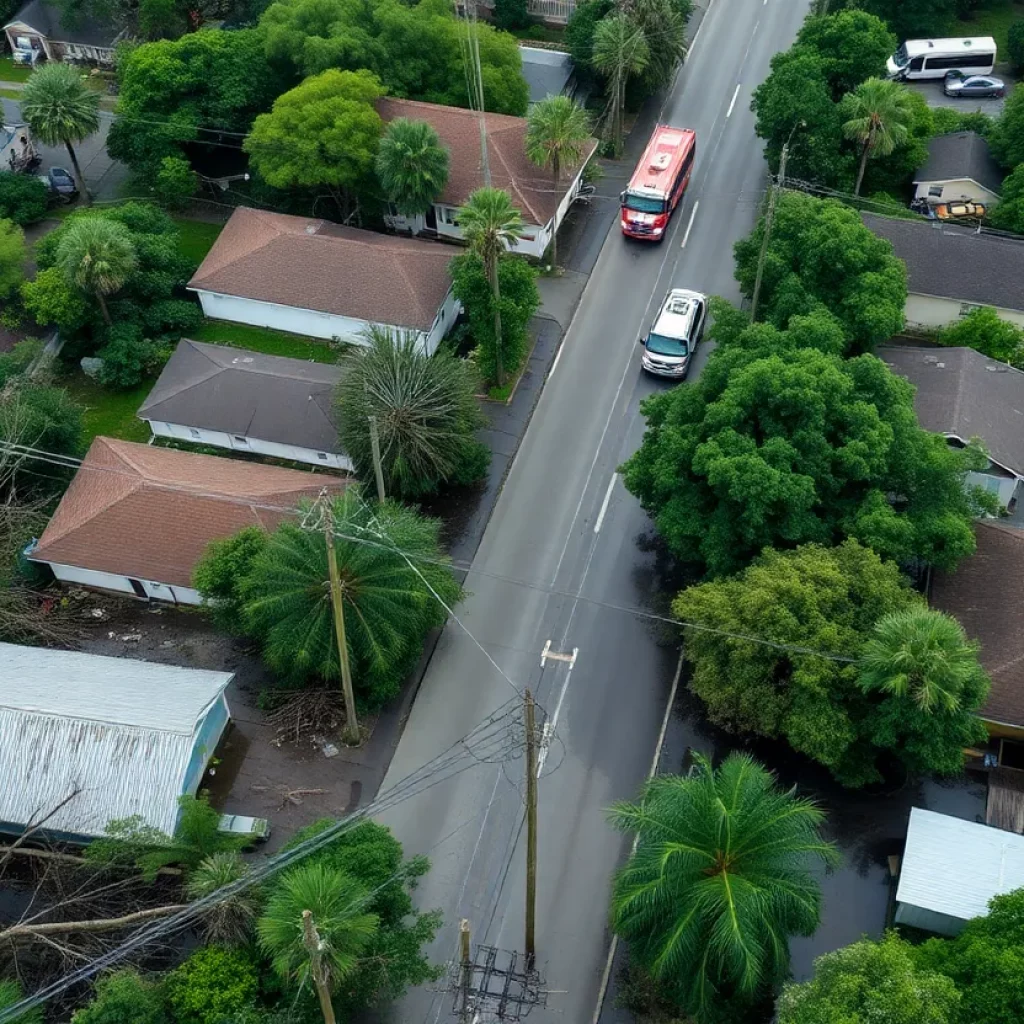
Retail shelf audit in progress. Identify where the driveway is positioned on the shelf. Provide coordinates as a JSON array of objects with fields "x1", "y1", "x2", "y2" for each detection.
[{"x1": 906, "y1": 75, "x2": 1014, "y2": 116}]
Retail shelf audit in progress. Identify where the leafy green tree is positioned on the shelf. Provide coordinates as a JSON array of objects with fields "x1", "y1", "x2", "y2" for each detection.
[
  {"x1": 0, "y1": 383, "x2": 84, "y2": 496},
  {"x1": 989, "y1": 163, "x2": 1024, "y2": 236},
  {"x1": 592, "y1": 12, "x2": 649, "y2": 158},
  {"x1": 856, "y1": 87, "x2": 932, "y2": 197},
  {"x1": 0, "y1": 219, "x2": 25, "y2": 300},
  {"x1": 840, "y1": 77, "x2": 914, "y2": 194},
  {"x1": 778, "y1": 932, "x2": 960, "y2": 1024},
  {"x1": 609, "y1": 753, "x2": 838, "y2": 1022},
  {"x1": 193, "y1": 526, "x2": 269, "y2": 633},
  {"x1": 336, "y1": 326, "x2": 489, "y2": 498},
  {"x1": 494, "y1": 0, "x2": 530, "y2": 30},
  {"x1": 458, "y1": 187, "x2": 525, "y2": 387},
  {"x1": 1009, "y1": 19, "x2": 1024, "y2": 75},
  {"x1": 939, "y1": 305, "x2": 1024, "y2": 367},
  {"x1": 525, "y1": 96, "x2": 592, "y2": 267},
  {"x1": 733, "y1": 191, "x2": 906, "y2": 352},
  {"x1": 794, "y1": 10, "x2": 895, "y2": 97},
  {"x1": 375, "y1": 118, "x2": 450, "y2": 218},
  {"x1": 0, "y1": 980, "x2": 43, "y2": 1024},
  {"x1": 628, "y1": 0, "x2": 686, "y2": 94},
  {"x1": 0, "y1": 172, "x2": 49, "y2": 226},
  {"x1": 71, "y1": 971, "x2": 168, "y2": 1024},
  {"x1": 450, "y1": 250, "x2": 539, "y2": 387},
  {"x1": 991, "y1": 84, "x2": 1024, "y2": 169},
  {"x1": 155, "y1": 154, "x2": 198, "y2": 211},
  {"x1": 915, "y1": 887, "x2": 1024, "y2": 1024},
  {"x1": 186, "y1": 852, "x2": 258, "y2": 946},
  {"x1": 166, "y1": 947, "x2": 260, "y2": 1024},
  {"x1": 818, "y1": 0, "x2": 957, "y2": 40},
  {"x1": 258, "y1": 862, "x2": 379, "y2": 1024},
  {"x1": 20, "y1": 62, "x2": 100, "y2": 204},
  {"x1": 97, "y1": 322, "x2": 168, "y2": 389},
  {"x1": 240, "y1": 492, "x2": 463, "y2": 706},
  {"x1": 565, "y1": 0, "x2": 614, "y2": 88},
  {"x1": 54, "y1": 217, "x2": 137, "y2": 326}
]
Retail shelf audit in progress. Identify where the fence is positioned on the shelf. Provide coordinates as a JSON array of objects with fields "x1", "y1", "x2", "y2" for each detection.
[{"x1": 475, "y1": 0, "x2": 576, "y2": 22}]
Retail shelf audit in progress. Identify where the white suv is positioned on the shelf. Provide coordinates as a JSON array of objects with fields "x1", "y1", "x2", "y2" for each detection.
[{"x1": 639, "y1": 288, "x2": 707, "y2": 378}]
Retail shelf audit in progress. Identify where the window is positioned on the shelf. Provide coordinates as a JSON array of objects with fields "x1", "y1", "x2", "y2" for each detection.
[
  {"x1": 928, "y1": 185, "x2": 943, "y2": 198},
  {"x1": 909, "y1": 56, "x2": 924, "y2": 71},
  {"x1": 317, "y1": 453, "x2": 328, "y2": 461},
  {"x1": 189, "y1": 428, "x2": 200, "y2": 439},
  {"x1": 959, "y1": 302, "x2": 981, "y2": 317},
  {"x1": 233, "y1": 435, "x2": 248, "y2": 445},
  {"x1": 442, "y1": 207, "x2": 460, "y2": 226}
]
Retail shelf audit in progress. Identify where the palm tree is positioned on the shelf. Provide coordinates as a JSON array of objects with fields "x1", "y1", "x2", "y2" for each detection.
[
  {"x1": 55, "y1": 217, "x2": 136, "y2": 326},
  {"x1": 376, "y1": 117, "x2": 450, "y2": 218},
  {"x1": 609, "y1": 753, "x2": 839, "y2": 1021},
  {"x1": 240, "y1": 490, "x2": 463, "y2": 708},
  {"x1": 186, "y1": 851, "x2": 259, "y2": 946},
  {"x1": 258, "y1": 861, "x2": 379, "y2": 1024},
  {"x1": 841, "y1": 77, "x2": 914, "y2": 195},
  {"x1": 20, "y1": 62, "x2": 100, "y2": 204},
  {"x1": 525, "y1": 96, "x2": 592, "y2": 269},
  {"x1": 858, "y1": 607, "x2": 988, "y2": 713},
  {"x1": 336, "y1": 326, "x2": 489, "y2": 498},
  {"x1": 458, "y1": 187, "x2": 524, "y2": 387},
  {"x1": 592, "y1": 13, "x2": 650, "y2": 158}
]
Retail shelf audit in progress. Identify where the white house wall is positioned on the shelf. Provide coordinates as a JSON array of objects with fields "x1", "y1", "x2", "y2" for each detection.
[
  {"x1": 146, "y1": 421, "x2": 353, "y2": 471},
  {"x1": 424, "y1": 288, "x2": 461, "y2": 354},
  {"x1": 904, "y1": 293, "x2": 1024, "y2": 329},
  {"x1": 913, "y1": 178, "x2": 1000, "y2": 206},
  {"x1": 39, "y1": 560, "x2": 203, "y2": 605}
]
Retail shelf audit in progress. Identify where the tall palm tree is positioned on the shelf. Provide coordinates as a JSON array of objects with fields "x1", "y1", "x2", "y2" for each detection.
[
  {"x1": 258, "y1": 862, "x2": 379, "y2": 1024},
  {"x1": 55, "y1": 217, "x2": 136, "y2": 326},
  {"x1": 186, "y1": 851, "x2": 259, "y2": 946},
  {"x1": 336, "y1": 326, "x2": 488, "y2": 498},
  {"x1": 858, "y1": 607, "x2": 988, "y2": 714},
  {"x1": 525, "y1": 95, "x2": 592, "y2": 269},
  {"x1": 375, "y1": 117, "x2": 450, "y2": 218},
  {"x1": 240, "y1": 490, "x2": 463, "y2": 707},
  {"x1": 20, "y1": 62, "x2": 100, "y2": 204},
  {"x1": 609, "y1": 753, "x2": 839, "y2": 1022},
  {"x1": 592, "y1": 13, "x2": 650, "y2": 158},
  {"x1": 458, "y1": 187, "x2": 524, "y2": 387},
  {"x1": 841, "y1": 77, "x2": 914, "y2": 196}
]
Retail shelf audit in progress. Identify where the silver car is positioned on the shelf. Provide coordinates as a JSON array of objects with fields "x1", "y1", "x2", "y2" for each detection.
[
  {"x1": 944, "y1": 71, "x2": 1005, "y2": 98},
  {"x1": 639, "y1": 288, "x2": 707, "y2": 378}
]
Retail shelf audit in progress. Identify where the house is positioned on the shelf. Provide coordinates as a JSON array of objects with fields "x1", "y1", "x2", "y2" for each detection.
[
  {"x1": 913, "y1": 131, "x2": 1002, "y2": 208},
  {"x1": 877, "y1": 345, "x2": 1024, "y2": 510},
  {"x1": 931, "y1": 520, "x2": 1024, "y2": 746},
  {"x1": 27, "y1": 436, "x2": 344, "y2": 604},
  {"x1": 138, "y1": 339, "x2": 349, "y2": 470},
  {"x1": 0, "y1": 643, "x2": 232, "y2": 842},
  {"x1": 1, "y1": 122, "x2": 37, "y2": 173},
  {"x1": 519, "y1": 46, "x2": 577, "y2": 107},
  {"x1": 476, "y1": 0, "x2": 576, "y2": 24},
  {"x1": 894, "y1": 807, "x2": 1024, "y2": 935},
  {"x1": 862, "y1": 212, "x2": 1024, "y2": 329},
  {"x1": 3, "y1": 0, "x2": 122, "y2": 65},
  {"x1": 188, "y1": 208, "x2": 460, "y2": 354},
  {"x1": 377, "y1": 97, "x2": 598, "y2": 259}
]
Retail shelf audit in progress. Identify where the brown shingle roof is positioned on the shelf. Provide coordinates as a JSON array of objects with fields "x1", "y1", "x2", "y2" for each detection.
[
  {"x1": 931, "y1": 520, "x2": 1024, "y2": 728},
  {"x1": 31, "y1": 438, "x2": 345, "y2": 589},
  {"x1": 375, "y1": 97, "x2": 598, "y2": 227},
  {"x1": 188, "y1": 208, "x2": 455, "y2": 332}
]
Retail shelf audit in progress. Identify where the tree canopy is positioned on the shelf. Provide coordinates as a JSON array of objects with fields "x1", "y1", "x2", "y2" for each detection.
[
  {"x1": 375, "y1": 117, "x2": 450, "y2": 217},
  {"x1": 794, "y1": 9, "x2": 895, "y2": 98},
  {"x1": 991, "y1": 83, "x2": 1024, "y2": 170}
]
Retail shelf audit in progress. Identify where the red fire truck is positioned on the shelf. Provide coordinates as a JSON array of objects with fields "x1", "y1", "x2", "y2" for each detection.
[{"x1": 620, "y1": 125, "x2": 696, "y2": 240}]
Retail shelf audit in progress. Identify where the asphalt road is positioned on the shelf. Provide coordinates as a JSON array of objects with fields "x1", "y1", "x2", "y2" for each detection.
[{"x1": 377, "y1": 2, "x2": 813, "y2": 1021}]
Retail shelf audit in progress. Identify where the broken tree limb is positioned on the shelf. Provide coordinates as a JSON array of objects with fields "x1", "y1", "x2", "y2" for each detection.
[{"x1": 0, "y1": 904, "x2": 187, "y2": 942}]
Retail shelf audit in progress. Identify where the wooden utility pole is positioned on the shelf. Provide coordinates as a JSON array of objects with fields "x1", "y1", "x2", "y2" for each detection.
[
  {"x1": 368, "y1": 415, "x2": 386, "y2": 503},
  {"x1": 524, "y1": 689, "x2": 538, "y2": 967},
  {"x1": 324, "y1": 508, "x2": 360, "y2": 745},
  {"x1": 302, "y1": 910, "x2": 337, "y2": 1024},
  {"x1": 459, "y1": 918, "x2": 472, "y2": 1023},
  {"x1": 749, "y1": 141, "x2": 789, "y2": 323}
]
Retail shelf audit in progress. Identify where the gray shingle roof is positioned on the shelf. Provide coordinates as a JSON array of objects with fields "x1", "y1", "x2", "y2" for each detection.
[
  {"x1": 914, "y1": 131, "x2": 1003, "y2": 196},
  {"x1": 4, "y1": 0, "x2": 119, "y2": 49},
  {"x1": 138, "y1": 340, "x2": 343, "y2": 455},
  {"x1": 862, "y1": 213, "x2": 1024, "y2": 313},
  {"x1": 876, "y1": 345, "x2": 1024, "y2": 475}
]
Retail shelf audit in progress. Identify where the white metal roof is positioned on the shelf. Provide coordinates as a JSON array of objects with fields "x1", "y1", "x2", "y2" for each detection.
[
  {"x1": 896, "y1": 807, "x2": 1024, "y2": 922},
  {"x1": 0, "y1": 644, "x2": 232, "y2": 838},
  {"x1": 901, "y1": 37, "x2": 996, "y2": 58}
]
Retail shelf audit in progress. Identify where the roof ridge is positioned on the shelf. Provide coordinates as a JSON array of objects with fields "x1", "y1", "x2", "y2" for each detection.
[
  {"x1": 488, "y1": 132, "x2": 543, "y2": 223},
  {"x1": 310, "y1": 228, "x2": 449, "y2": 259},
  {"x1": 139, "y1": 341, "x2": 225, "y2": 413}
]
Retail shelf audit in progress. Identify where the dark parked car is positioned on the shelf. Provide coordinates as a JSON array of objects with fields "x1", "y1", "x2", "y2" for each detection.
[
  {"x1": 38, "y1": 166, "x2": 79, "y2": 203},
  {"x1": 944, "y1": 71, "x2": 1006, "y2": 98}
]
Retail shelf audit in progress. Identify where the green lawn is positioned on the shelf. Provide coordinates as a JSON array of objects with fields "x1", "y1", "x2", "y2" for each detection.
[
  {"x1": 0, "y1": 87, "x2": 23, "y2": 99},
  {"x1": 61, "y1": 372, "x2": 154, "y2": 444},
  {"x1": 951, "y1": 1, "x2": 1024, "y2": 62},
  {"x1": 173, "y1": 218, "x2": 224, "y2": 265},
  {"x1": 0, "y1": 57, "x2": 33, "y2": 83},
  {"x1": 194, "y1": 320, "x2": 343, "y2": 363}
]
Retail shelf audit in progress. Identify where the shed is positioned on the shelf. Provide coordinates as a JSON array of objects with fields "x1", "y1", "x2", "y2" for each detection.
[
  {"x1": 138, "y1": 339, "x2": 349, "y2": 470},
  {"x1": 519, "y1": 46, "x2": 576, "y2": 107},
  {"x1": 0, "y1": 643, "x2": 232, "y2": 842},
  {"x1": 913, "y1": 131, "x2": 1003, "y2": 208},
  {"x1": 895, "y1": 807, "x2": 1024, "y2": 935}
]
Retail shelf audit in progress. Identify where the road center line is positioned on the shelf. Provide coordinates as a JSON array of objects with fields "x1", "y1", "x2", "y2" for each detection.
[
  {"x1": 593, "y1": 473, "x2": 617, "y2": 534},
  {"x1": 680, "y1": 200, "x2": 700, "y2": 249},
  {"x1": 726, "y1": 83, "x2": 741, "y2": 118}
]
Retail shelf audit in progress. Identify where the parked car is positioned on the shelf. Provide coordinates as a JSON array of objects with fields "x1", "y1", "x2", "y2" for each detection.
[
  {"x1": 638, "y1": 287, "x2": 707, "y2": 378},
  {"x1": 943, "y1": 71, "x2": 1006, "y2": 98},
  {"x1": 38, "y1": 167, "x2": 78, "y2": 203},
  {"x1": 218, "y1": 813, "x2": 271, "y2": 843},
  {"x1": 934, "y1": 201, "x2": 987, "y2": 220}
]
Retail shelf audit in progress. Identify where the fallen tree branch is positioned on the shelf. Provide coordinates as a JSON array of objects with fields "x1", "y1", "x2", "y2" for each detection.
[
  {"x1": 0, "y1": 904, "x2": 187, "y2": 942},
  {"x1": 0, "y1": 846, "x2": 181, "y2": 875}
]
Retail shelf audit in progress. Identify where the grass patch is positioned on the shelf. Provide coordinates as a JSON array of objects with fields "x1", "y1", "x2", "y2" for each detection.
[
  {"x1": 194, "y1": 320, "x2": 343, "y2": 363},
  {"x1": 61, "y1": 371, "x2": 154, "y2": 444},
  {"x1": 0, "y1": 87, "x2": 23, "y2": 99},
  {"x1": 172, "y1": 217, "x2": 223, "y2": 265},
  {"x1": 950, "y1": 1, "x2": 1024, "y2": 62},
  {"x1": 0, "y1": 57, "x2": 33, "y2": 83},
  {"x1": 511, "y1": 25, "x2": 567, "y2": 47}
]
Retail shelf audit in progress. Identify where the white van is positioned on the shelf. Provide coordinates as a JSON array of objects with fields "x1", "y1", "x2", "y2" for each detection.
[{"x1": 887, "y1": 37, "x2": 996, "y2": 80}]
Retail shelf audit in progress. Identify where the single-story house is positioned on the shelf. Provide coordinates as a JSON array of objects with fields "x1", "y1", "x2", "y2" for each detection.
[
  {"x1": 862, "y1": 213, "x2": 1024, "y2": 329},
  {"x1": 377, "y1": 97, "x2": 598, "y2": 260},
  {"x1": 913, "y1": 131, "x2": 1003, "y2": 209},
  {"x1": 138, "y1": 339, "x2": 349, "y2": 471},
  {"x1": 27, "y1": 436, "x2": 344, "y2": 604},
  {"x1": 930, "y1": 520, "x2": 1024, "y2": 744},
  {"x1": 3, "y1": 0, "x2": 122, "y2": 65},
  {"x1": 877, "y1": 345, "x2": 1024, "y2": 510},
  {"x1": 188, "y1": 208, "x2": 460, "y2": 354},
  {"x1": 894, "y1": 807, "x2": 1024, "y2": 935},
  {"x1": 519, "y1": 46, "x2": 577, "y2": 107},
  {"x1": 0, "y1": 642, "x2": 232, "y2": 842}
]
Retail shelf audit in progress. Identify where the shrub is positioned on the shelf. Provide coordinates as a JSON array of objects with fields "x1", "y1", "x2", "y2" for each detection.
[
  {"x1": 71, "y1": 970, "x2": 168, "y2": 1024},
  {"x1": 165, "y1": 946, "x2": 259, "y2": 1024},
  {"x1": 939, "y1": 306, "x2": 1024, "y2": 367},
  {"x1": 0, "y1": 218, "x2": 25, "y2": 300},
  {"x1": 494, "y1": 0, "x2": 531, "y2": 30},
  {"x1": 0, "y1": 171, "x2": 49, "y2": 226},
  {"x1": 0, "y1": 338, "x2": 42, "y2": 388},
  {"x1": 142, "y1": 298, "x2": 204, "y2": 337},
  {"x1": 193, "y1": 526, "x2": 269, "y2": 632},
  {"x1": 155, "y1": 155, "x2": 198, "y2": 210},
  {"x1": 97, "y1": 322, "x2": 168, "y2": 388},
  {"x1": 1009, "y1": 19, "x2": 1024, "y2": 75}
]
